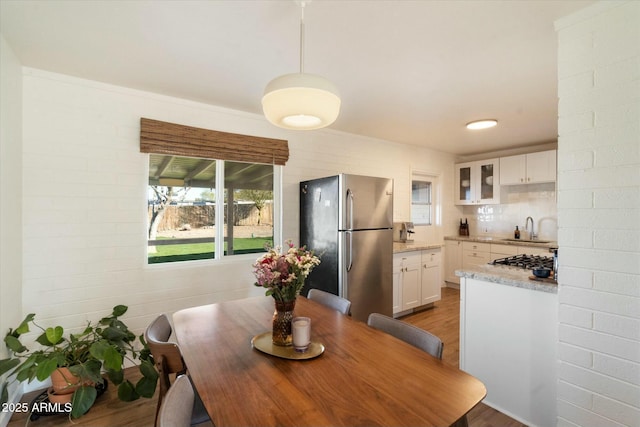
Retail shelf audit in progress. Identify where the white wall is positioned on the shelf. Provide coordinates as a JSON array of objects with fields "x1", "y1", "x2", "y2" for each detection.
[
  {"x1": 17, "y1": 68, "x2": 457, "y2": 344},
  {"x1": 0, "y1": 34, "x2": 23, "y2": 426},
  {"x1": 556, "y1": 2, "x2": 640, "y2": 426}
]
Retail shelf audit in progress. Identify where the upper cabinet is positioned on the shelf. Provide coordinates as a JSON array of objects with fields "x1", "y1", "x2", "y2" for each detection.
[
  {"x1": 500, "y1": 150, "x2": 557, "y2": 185},
  {"x1": 455, "y1": 158, "x2": 500, "y2": 205}
]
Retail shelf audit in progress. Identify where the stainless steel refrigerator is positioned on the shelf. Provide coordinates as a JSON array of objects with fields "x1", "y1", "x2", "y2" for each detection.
[{"x1": 300, "y1": 174, "x2": 393, "y2": 322}]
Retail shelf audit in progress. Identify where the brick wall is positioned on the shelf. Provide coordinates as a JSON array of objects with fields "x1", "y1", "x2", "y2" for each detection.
[
  {"x1": 556, "y1": 2, "x2": 640, "y2": 426},
  {"x1": 0, "y1": 34, "x2": 24, "y2": 426},
  {"x1": 18, "y1": 67, "x2": 457, "y2": 368}
]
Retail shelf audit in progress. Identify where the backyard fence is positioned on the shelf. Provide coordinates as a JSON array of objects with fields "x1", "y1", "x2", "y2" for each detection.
[{"x1": 148, "y1": 202, "x2": 273, "y2": 231}]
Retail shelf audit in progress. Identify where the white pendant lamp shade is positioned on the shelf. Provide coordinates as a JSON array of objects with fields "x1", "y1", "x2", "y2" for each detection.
[
  {"x1": 263, "y1": 2, "x2": 340, "y2": 130},
  {"x1": 262, "y1": 73, "x2": 341, "y2": 130}
]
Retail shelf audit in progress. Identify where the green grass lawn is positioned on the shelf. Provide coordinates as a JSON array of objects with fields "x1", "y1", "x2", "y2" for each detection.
[{"x1": 148, "y1": 237, "x2": 272, "y2": 264}]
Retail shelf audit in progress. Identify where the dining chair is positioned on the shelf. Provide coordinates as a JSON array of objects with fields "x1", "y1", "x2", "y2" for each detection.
[
  {"x1": 367, "y1": 313, "x2": 443, "y2": 360},
  {"x1": 145, "y1": 314, "x2": 210, "y2": 427},
  {"x1": 307, "y1": 289, "x2": 352, "y2": 315},
  {"x1": 367, "y1": 313, "x2": 468, "y2": 426},
  {"x1": 158, "y1": 374, "x2": 194, "y2": 427}
]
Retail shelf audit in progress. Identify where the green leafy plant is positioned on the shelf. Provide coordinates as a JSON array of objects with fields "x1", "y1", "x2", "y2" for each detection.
[{"x1": 0, "y1": 305, "x2": 158, "y2": 418}]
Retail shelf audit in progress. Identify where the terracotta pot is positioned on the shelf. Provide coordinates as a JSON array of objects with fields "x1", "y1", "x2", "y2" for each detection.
[
  {"x1": 50, "y1": 367, "x2": 83, "y2": 395},
  {"x1": 47, "y1": 386, "x2": 74, "y2": 405}
]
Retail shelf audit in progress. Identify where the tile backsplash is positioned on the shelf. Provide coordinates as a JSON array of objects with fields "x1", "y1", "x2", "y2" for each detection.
[{"x1": 460, "y1": 182, "x2": 557, "y2": 240}]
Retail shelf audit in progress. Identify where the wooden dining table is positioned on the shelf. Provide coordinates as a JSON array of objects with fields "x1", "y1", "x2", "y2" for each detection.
[{"x1": 173, "y1": 296, "x2": 486, "y2": 427}]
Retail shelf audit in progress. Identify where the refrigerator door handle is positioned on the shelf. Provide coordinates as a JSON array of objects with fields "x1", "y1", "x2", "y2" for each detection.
[
  {"x1": 346, "y1": 188, "x2": 354, "y2": 230},
  {"x1": 346, "y1": 231, "x2": 353, "y2": 272}
]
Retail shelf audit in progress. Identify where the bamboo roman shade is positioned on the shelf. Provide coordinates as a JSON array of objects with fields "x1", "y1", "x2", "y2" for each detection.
[{"x1": 140, "y1": 118, "x2": 289, "y2": 165}]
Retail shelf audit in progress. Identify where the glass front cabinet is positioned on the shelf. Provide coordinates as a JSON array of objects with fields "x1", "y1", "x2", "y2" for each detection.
[{"x1": 455, "y1": 159, "x2": 500, "y2": 205}]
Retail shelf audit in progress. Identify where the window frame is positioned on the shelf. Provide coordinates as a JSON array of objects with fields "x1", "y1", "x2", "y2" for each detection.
[
  {"x1": 145, "y1": 156, "x2": 282, "y2": 266},
  {"x1": 410, "y1": 170, "x2": 441, "y2": 226}
]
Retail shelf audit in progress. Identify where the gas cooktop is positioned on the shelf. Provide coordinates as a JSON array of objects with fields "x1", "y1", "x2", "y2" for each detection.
[{"x1": 491, "y1": 254, "x2": 553, "y2": 270}]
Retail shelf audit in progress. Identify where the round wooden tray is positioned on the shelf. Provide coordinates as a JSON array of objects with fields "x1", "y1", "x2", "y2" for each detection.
[{"x1": 251, "y1": 332, "x2": 324, "y2": 360}]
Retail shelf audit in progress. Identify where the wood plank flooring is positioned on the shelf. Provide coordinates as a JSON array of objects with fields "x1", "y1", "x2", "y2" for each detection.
[{"x1": 9, "y1": 287, "x2": 524, "y2": 427}]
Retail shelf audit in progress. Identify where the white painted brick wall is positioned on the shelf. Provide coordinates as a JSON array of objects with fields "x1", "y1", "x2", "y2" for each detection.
[
  {"x1": 0, "y1": 33, "x2": 24, "y2": 427},
  {"x1": 556, "y1": 2, "x2": 640, "y2": 426},
  {"x1": 19, "y1": 67, "x2": 458, "y2": 351}
]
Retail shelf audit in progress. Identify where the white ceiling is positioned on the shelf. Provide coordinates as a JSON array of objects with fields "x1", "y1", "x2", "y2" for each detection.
[{"x1": 0, "y1": 0, "x2": 595, "y2": 155}]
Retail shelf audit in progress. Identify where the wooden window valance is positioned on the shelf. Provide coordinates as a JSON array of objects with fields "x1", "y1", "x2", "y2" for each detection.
[{"x1": 140, "y1": 118, "x2": 289, "y2": 165}]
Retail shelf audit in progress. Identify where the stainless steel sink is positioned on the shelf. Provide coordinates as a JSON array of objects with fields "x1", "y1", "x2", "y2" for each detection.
[{"x1": 501, "y1": 238, "x2": 552, "y2": 244}]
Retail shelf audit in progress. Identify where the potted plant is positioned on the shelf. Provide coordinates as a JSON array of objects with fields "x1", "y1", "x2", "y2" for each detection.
[{"x1": 0, "y1": 305, "x2": 158, "y2": 419}]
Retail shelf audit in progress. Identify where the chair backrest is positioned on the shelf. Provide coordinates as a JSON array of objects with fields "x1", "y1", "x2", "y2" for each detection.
[
  {"x1": 145, "y1": 314, "x2": 186, "y2": 374},
  {"x1": 367, "y1": 313, "x2": 443, "y2": 360},
  {"x1": 158, "y1": 375, "x2": 194, "y2": 427},
  {"x1": 307, "y1": 289, "x2": 351, "y2": 315},
  {"x1": 145, "y1": 314, "x2": 189, "y2": 427}
]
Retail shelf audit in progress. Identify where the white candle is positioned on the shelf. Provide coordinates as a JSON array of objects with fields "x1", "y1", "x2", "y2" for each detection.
[{"x1": 292, "y1": 317, "x2": 311, "y2": 352}]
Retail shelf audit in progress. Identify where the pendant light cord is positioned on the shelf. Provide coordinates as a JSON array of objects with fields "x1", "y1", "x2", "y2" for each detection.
[{"x1": 299, "y1": 1, "x2": 305, "y2": 74}]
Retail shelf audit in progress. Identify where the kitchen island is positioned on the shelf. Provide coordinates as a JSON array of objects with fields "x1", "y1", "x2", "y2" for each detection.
[{"x1": 456, "y1": 264, "x2": 558, "y2": 427}]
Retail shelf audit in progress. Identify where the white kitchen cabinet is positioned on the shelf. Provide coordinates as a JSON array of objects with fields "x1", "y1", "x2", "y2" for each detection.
[
  {"x1": 444, "y1": 240, "x2": 463, "y2": 284},
  {"x1": 401, "y1": 254, "x2": 421, "y2": 311},
  {"x1": 462, "y1": 241, "x2": 491, "y2": 270},
  {"x1": 393, "y1": 249, "x2": 442, "y2": 315},
  {"x1": 392, "y1": 256, "x2": 402, "y2": 314},
  {"x1": 421, "y1": 250, "x2": 441, "y2": 305},
  {"x1": 393, "y1": 252, "x2": 421, "y2": 313},
  {"x1": 455, "y1": 159, "x2": 500, "y2": 205},
  {"x1": 500, "y1": 150, "x2": 556, "y2": 185}
]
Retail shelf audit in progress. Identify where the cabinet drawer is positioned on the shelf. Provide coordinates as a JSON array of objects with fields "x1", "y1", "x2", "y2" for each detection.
[
  {"x1": 422, "y1": 250, "x2": 441, "y2": 268},
  {"x1": 462, "y1": 251, "x2": 491, "y2": 269},
  {"x1": 395, "y1": 251, "x2": 421, "y2": 268},
  {"x1": 462, "y1": 241, "x2": 491, "y2": 253}
]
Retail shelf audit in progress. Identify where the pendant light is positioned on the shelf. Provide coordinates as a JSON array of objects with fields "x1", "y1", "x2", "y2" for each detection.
[{"x1": 262, "y1": 2, "x2": 341, "y2": 130}]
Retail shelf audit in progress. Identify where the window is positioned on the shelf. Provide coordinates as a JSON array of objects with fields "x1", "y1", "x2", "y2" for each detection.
[
  {"x1": 411, "y1": 172, "x2": 437, "y2": 226},
  {"x1": 411, "y1": 180, "x2": 432, "y2": 225},
  {"x1": 140, "y1": 118, "x2": 288, "y2": 265},
  {"x1": 147, "y1": 155, "x2": 277, "y2": 264}
]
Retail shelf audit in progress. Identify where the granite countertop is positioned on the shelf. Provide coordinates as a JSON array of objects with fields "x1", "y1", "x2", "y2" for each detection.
[
  {"x1": 456, "y1": 264, "x2": 558, "y2": 294},
  {"x1": 445, "y1": 235, "x2": 558, "y2": 249},
  {"x1": 393, "y1": 241, "x2": 443, "y2": 253}
]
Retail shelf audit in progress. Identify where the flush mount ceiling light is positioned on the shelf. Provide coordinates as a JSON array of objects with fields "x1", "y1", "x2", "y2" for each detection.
[
  {"x1": 262, "y1": 1, "x2": 340, "y2": 130},
  {"x1": 466, "y1": 119, "x2": 498, "y2": 130}
]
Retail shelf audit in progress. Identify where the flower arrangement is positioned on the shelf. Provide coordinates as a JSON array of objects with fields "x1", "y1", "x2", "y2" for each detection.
[{"x1": 253, "y1": 240, "x2": 321, "y2": 303}]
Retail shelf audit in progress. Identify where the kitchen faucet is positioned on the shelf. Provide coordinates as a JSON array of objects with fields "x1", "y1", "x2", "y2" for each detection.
[{"x1": 525, "y1": 216, "x2": 537, "y2": 240}]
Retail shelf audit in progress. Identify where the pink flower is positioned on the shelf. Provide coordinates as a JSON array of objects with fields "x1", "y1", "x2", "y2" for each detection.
[{"x1": 253, "y1": 240, "x2": 320, "y2": 302}]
